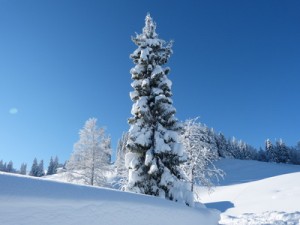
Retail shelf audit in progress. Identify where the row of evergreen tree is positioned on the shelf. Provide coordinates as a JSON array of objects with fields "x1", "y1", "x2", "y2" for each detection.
[
  {"x1": 177, "y1": 122, "x2": 300, "y2": 165},
  {"x1": 257, "y1": 139, "x2": 300, "y2": 164},
  {"x1": 29, "y1": 156, "x2": 64, "y2": 177},
  {"x1": 0, "y1": 160, "x2": 18, "y2": 174},
  {"x1": 201, "y1": 128, "x2": 300, "y2": 165},
  {"x1": 0, "y1": 156, "x2": 64, "y2": 177}
]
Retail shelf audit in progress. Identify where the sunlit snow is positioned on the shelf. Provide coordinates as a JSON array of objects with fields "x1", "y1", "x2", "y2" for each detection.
[{"x1": 0, "y1": 172, "x2": 219, "y2": 225}]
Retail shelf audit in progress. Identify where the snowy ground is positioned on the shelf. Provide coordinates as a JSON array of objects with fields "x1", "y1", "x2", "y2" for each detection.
[
  {"x1": 2, "y1": 159, "x2": 300, "y2": 225},
  {"x1": 0, "y1": 172, "x2": 219, "y2": 225},
  {"x1": 197, "y1": 159, "x2": 300, "y2": 225}
]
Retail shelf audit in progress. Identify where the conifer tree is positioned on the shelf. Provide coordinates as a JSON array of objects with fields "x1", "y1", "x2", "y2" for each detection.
[
  {"x1": 29, "y1": 158, "x2": 39, "y2": 176},
  {"x1": 38, "y1": 160, "x2": 45, "y2": 177},
  {"x1": 215, "y1": 133, "x2": 229, "y2": 158},
  {"x1": 275, "y1": 139, "x2": 289, "y2": 163},
  {"x1": 47, "y1": 156, "x2": 59, "y2": 175},
  {"x1": 0, "y1": 160, "x2": 4, "y2": 171},
  {"x1": 47, "y1": 157, "x2": 54, "y2": 175},
  {"x1": 125, "y1": 14, "x2": 192, "y2": 205},
  {"x1": 54, "y1": 156, "x2": 59, "y2": 170},
  {"x1": 20, "y1": 163, "x2": 27, "y2": 175},
  {"x1": 257, "y1": 147, "x2": 268, "y2": 162},
  {"x1": 3, "y1": 162, "x2": 7, "y2": 172},
  {"x1": 6, "y1": 161, "x2": 15, "y2": 173},
  {"x1": 29, "y1": 158, "x2": 44, "y2": 177},
  {"x1": 265, "y1": 139, "x2": 275, "y2": 162}
]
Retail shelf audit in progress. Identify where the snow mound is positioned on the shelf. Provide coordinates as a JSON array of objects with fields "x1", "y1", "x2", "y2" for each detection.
[{"x1": 0, "y1": 172, "x2": 220, "y2": 225}]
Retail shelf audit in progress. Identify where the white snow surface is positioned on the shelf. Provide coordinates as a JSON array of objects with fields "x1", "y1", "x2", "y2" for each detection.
[
  {"x1": 4, "y1": 159, "x2": 300, "y2": 225},
  {"x1": 197, "y1": 159, "x2": 300, "y2": 225},
  {"x1": 0, "y1": 172, "x2": 219, "y2": 225}
]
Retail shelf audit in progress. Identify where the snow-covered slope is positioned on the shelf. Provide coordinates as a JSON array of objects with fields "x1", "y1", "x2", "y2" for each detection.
[
  {"x1": 3, "y1": 159, "x2": 300, "y2": 225},
  {"x1": 0, "y1": 172, "x2": 219, "y2": 225},
  {"x1": 197, "y1": 159, "x2": 300, "y2": 225},
  {"x1": 214, "y1": 158, "x2": 300, "y2": 186}
]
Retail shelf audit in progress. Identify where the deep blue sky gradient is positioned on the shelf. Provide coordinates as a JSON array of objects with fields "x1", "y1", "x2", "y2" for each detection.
[{"x1": 1, "y1": 0, "x2": 300, "y2": 168}]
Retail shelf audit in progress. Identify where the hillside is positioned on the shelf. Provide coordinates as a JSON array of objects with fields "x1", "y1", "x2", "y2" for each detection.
[
  {"x1": 0, "y1": 172, "x2": 219, "y2": 225},
  {"x1": 2, "y1": 159, "x2": 300, "y2": 225},
  {"x1": 197, "y1": 159, "x2": 300, "y2": 224}
]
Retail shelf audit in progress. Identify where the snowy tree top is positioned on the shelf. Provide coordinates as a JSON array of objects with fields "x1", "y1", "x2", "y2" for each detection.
[
  {"x1": 132, "y1": 13, "x2": 169, "y2": 47},
  {"x1": 142, "y1": 13, "x2": 158, "y2": 39},
  {"x1": 131, "y1": 14, "x2": 173, "y2": 66}
]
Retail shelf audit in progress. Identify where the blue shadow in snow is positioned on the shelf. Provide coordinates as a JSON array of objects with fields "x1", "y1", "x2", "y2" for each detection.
[{"x1": 205, "y1": 201, "x2": 234, "y2": 213}]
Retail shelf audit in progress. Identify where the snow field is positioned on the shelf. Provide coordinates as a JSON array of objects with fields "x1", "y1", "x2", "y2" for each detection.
[
  {"x1": 197, "y1": 159, "x2": 300, "y2": 225},
  {"x1": 0, "y1": 172, "x2": 220, "y2": 225},
  {"x1": 3, "y1": 158, "x2": 300, "y2": 225}
]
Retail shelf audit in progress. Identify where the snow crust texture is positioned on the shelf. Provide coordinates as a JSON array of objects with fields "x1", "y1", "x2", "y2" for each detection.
[{"x1": 221, "y1": 211, "x2": 300, "y2": 225}]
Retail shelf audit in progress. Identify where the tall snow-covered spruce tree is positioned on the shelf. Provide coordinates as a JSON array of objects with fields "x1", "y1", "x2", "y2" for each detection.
[{"x1": 125, "y1": 14, "x2": 193, "y2": 206}]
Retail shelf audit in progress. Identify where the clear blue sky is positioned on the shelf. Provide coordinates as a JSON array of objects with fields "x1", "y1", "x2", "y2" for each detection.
[{"x1": 1, "y1": 0, "x2": 299, "y2": 169}]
